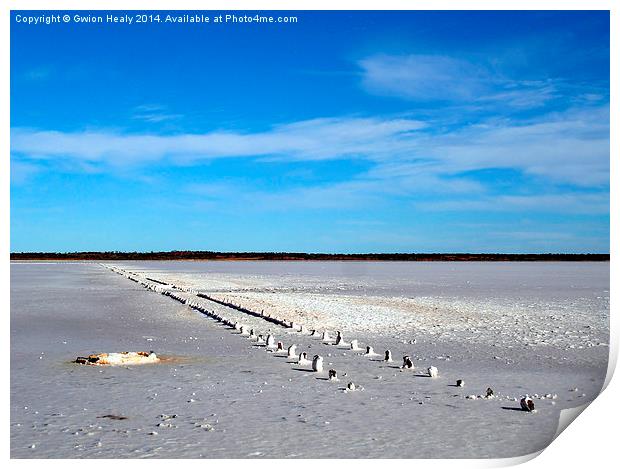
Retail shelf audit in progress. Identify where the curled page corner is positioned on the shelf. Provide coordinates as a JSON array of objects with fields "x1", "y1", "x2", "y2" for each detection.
[
  {"x1": 491, "y1": 449, "x2": 545, "y2": 467},
  {"x1": 545, "y1": 343, "x2": 618, "y2": 448},
  {"x1": 489, "y1": 401, "x2": 593, "y2": 468},
  {"x1": 552, "y1": 402, "x2": 591, "y2": 442},
  {"x1": 601, "y1": 337, "x2": 618, "y2": 392}
]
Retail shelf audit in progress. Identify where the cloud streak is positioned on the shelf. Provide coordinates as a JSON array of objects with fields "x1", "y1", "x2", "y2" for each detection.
[
  {"x1": 11, "y1": 105, "x2": 609, "y2": 187},
  {"x1": 360, "y1": 54, "x2": 489, "y2": 102},
  {"x1": 10, "y1": 117, "x2": 426, "y2": 166},
  {"x1": 418, "y1": 192, "x2": 609, "y2": 215},
  {"x1": 358, "y1": 54, "x2": 571, "y2": 110},
  {"x1": 131, "y1": 104, "x2": 184, "y2": 123},
  {"x1": 186, "y1": 168, "x2": 485, "y2": 212}
]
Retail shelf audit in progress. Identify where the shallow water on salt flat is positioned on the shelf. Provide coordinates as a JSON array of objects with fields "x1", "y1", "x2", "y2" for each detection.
[{"x1": 10, "y1": 262, "x2": 609, "y2": 459}]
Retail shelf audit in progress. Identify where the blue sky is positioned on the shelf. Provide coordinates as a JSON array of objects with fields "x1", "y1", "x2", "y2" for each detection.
[{"x1": 10, "y1": 11, "x2": 609, "y2": 253}]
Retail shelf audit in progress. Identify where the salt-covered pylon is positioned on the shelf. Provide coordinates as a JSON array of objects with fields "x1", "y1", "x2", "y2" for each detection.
[
  {"x1": 298, "y1": 352, "x2": 310, "y2": 365},
  {"x1": 312, "y1": 355, "x2": 324, "y2": 372},
  {"x1": 401, "y1": 355, "x2": 414, "y2": 370},
  {"x1": 335, "y1": 331, "x2": 345, "y2": 346},
  {"x1": 520, "y1": 396, "x2": 535, "y2": 412}
]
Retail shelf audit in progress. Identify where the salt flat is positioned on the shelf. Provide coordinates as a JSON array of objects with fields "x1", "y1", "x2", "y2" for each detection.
[{"x1": 10, "y1": 261, "x2": 609, "y2": 458}]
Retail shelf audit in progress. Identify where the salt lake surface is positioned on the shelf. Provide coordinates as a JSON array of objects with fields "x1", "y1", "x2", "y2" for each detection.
[{"x1": 10, "y1": 261, "x2": 609, "y2": 458}]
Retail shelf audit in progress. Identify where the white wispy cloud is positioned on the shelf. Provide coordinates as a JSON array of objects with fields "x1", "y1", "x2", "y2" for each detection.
[
  {"x1": 10, "y1": 106, "x2": 609, "y2": 190},
  {"x1": 23, "y1": 67, "x2": 52, "y2": 81},
  {"x1": 360, "y1": 54, "x2": 488, "y2": 101},
  {"x1": 10, "y1": 117, "x2": 426, "y2": 166},
  {"x1": 358, "y1": 53, "x2": 560, "y2": 108},
  {"x1": 131, "y1": 104, "x2": 183, "y2": 123},
  {"x1": 417, "y1": 106, "x2": 610, "y2": 186},
  {"x1": 186, "y1": 176, "x2": 466, "y2": 212},
  {"x1": 418, "y1": 192, "x2": 609, "y2": 215},
  {"x1": 10, "y1": 161, "x2": 41, "y2": 184}
]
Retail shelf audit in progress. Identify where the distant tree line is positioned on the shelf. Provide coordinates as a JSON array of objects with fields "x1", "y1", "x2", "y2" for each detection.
[{"x1": 9, "y1": 251, "x2": 610, "y2": 261}]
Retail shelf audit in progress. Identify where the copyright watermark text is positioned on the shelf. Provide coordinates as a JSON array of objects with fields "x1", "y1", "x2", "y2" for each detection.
[{"x1": 13, "y1": 12, "x2": 299, "y2": 26}]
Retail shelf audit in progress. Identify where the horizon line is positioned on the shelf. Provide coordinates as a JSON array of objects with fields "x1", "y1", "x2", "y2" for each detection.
[{"x1": 9, "y1": 250, "x2": 610, "y2": 261}]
